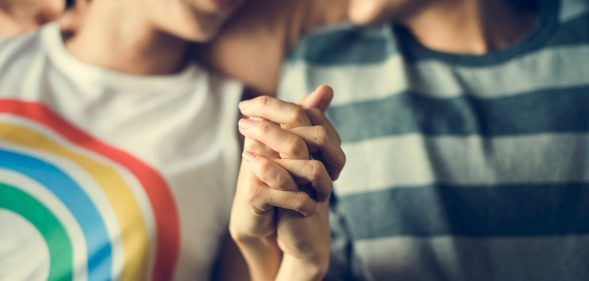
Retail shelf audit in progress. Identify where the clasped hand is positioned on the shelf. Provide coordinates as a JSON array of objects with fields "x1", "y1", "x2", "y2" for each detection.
[{"x1": 230, "y1": 86, "x2": 345, "y2": 281}]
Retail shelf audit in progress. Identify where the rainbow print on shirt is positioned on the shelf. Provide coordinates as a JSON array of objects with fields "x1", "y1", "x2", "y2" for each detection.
[{"x1": 0, "y1": 99, "x2": 180, "y2": 281}]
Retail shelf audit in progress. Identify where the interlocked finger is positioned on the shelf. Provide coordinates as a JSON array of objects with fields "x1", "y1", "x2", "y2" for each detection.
[
  {"x1": 242, "y1": 151, "x2": 298, "y2": 192},
  {"x1": 248, "y1": 184, "x2": 319, "y2": 217},
  {"x1": 239, "y1": 96, "x2": 311, "y2": 128},
  {"x1": 271, "y1": 158, "x2": 333, "y2": 202},
  {"x1": 239, "y1": 118, "x2": 309, "y2": 159},
  {"x1": 288, "y1": 125, "x2": 346, "y2": 180}
]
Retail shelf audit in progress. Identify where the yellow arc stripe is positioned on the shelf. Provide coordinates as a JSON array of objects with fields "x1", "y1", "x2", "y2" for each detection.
[{"x1": 0, "y1": 122, "x2": 149, "y2": 281}]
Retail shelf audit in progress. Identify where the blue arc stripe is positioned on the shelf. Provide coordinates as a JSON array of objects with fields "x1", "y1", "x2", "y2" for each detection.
[
  {"x1": 338, "y1": 182, "x2": 589, "y2": 240},
  {"x1": 0, "y1": 149, "x2": 112, "y2": 281},
  {"x1": 327, "y1": 85, "x2": 589, "y2": 143}
]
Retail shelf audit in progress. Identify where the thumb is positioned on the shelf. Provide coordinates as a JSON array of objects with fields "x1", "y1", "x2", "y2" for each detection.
[{"x1": 298, "y1": 85, "x2": 334, "y2": 113}]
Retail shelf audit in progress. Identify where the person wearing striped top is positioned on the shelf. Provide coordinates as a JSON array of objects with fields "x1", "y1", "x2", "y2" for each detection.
[
  {"x1": 276, "y1": 0, "x2": 589, "y2": 280},
  {"x1": 203, "y1": 0, "x2": 589, "y2": 279}
]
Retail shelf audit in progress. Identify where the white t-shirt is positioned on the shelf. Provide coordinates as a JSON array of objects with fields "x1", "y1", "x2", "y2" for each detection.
[{"x1": 0, "y1": 23, "x2": 242, "y2": 281}]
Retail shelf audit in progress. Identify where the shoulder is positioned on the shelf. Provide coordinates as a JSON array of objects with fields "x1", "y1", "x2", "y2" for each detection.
[
  {"x1": 0, "y1": 26, "x2": 47, "y2": 68},
  {"x1": 0, "y1": 25, "x2": 50, "y2": 93},
  {"x1": 558, "y1": 0, "x2": 589, "y2": 23},
  {"x1": 195, "y1": 0, "x2": 349, "y2": 96},
  {"x1": 287, "y1": 23, "x2": 398, "y2": 67},
  {"x1": 542, "y1": 0, "x2": 589, "y2": 48}
]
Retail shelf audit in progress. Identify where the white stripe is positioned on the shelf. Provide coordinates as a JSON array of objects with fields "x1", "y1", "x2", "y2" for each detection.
[
  {"x1": 336, "y1": 133, "x2": 589, "y2": 196},
  {"x1": 0, "y1": 142, "x2": 119, "y2": 278},
  {"x1": 354, "y1": 235, "x2": 589, "y2": 281},
  {"x1": 0, "y1": 115, "x2": 158, "y2": 279},
  {"x1": 0, "y1": 210, "x2": 49, "y2": 281},
  {"x1": 279, "y1": 61, "x2": 311, "y2": 103},
  {"x1": 0, "y1": 169, "x2": 88, "y2": 281},
  {"x1": 281, "y1": 46, "x2": 589, "y2": 107},
  {"x1": 559, "y1": 0, "x2": 588, "y2": 22}
]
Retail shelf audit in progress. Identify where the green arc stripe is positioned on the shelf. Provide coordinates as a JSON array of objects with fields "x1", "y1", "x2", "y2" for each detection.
[{"x1": 0, "y1": 182, "x2": 73, "y2": 281}]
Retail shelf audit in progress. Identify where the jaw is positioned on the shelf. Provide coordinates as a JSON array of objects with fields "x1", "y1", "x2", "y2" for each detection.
[{"x1": 347, "y1": 0, "x2": 430, "y2": 26}]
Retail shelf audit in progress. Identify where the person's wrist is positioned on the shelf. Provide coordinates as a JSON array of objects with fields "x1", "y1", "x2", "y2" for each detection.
[
  {"x1": 232, "y1": 232, "x2": 282, "y2": 281},
  {"x1": 232, "y1": 231, "x2": 275, "y2": 249},
  {"x1": 276, "y1": 254, "x2": 329, "y2": 281}
]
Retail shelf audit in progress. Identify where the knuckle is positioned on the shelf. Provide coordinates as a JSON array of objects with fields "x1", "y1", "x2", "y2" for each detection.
[
  {"x1": 309, "y1": 160, "x2": 326, "y2": 180},
  {"x1": 291, "y1": 106, "x2": 307, "y2": 124},
  {"x1": 257, "y1": 95, "x2": 271, "y2": 106},
  {"x1": 313, "y1": 126, "x2": 328, "y2": 146},
  {"x1": 339, "y1": 150, "x2": 347, "y2": 169},
  {"x1": 272, "y1": 173, "x2": 290, "y2": 189},
  {"x1": 292, "y1": 193, "x2": 314, "y2": 215},
  {"x1": 258, "y1": 122, "x2": 273, "y2": 134},
  {"x1": 325, "y1": 180, "x2": 334, "y2": 194},
  {"x1": 258, "y1": 160, "x2": 273, "y2": 176},
  {"x1": 229, "y1": 225, "x2": 248, "y2": 243},
  {"x1": 286, "y1": 137, "x2": 307, "y2": 157},
  {"x1": 252, "y1": 188, "x2": 275, "y2": 214}
]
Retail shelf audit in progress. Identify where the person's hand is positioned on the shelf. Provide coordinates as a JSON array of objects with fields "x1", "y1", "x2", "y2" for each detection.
[{"x1": 229, "y1": 86, "x2": 345, "y2": 281}]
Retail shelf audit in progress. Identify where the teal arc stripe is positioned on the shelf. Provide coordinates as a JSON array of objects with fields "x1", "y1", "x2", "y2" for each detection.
[
  {"x1": 338, "y1": 182, "x2": 589, "y2": 240},
  {"x1": 0, "y1": 182, "x2": 73, "y2": 281},
  {"x1": 327, "y1": 85, "x2": 589, "y2": 143},
  {"x1": 0, "y1": 148, "x2": 113, "y2": 281}
]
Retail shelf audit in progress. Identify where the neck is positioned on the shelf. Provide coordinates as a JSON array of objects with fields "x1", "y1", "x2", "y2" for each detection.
[
  {"x1": 400, "y1": 0, "x2": 538, "y2": 54},
  {"x1": 66, "y1": 0, "x2": 189, "y2": 75},
  {"x1": 0, "y1": 0, "x2": 61, "y2": 36}
]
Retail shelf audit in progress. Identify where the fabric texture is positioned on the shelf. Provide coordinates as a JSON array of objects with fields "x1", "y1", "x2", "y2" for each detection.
[
  {"x1": 279, "y1": 0, "x2": 589, "y2": 280},
  {"x1": 0, "y1": 23, "x2": 242, "y2": 281}
]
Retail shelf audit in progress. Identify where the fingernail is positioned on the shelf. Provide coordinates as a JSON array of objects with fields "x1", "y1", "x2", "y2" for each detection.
[
  {"x1": 242, "y1": 151, "x2": 257, "y2": 162},
  {"x1": 239, "y1": 100, "x2": 251, "y2": 111},
  {"x1": 238, "y1": 118, "x2": 253, "y2": 130}
]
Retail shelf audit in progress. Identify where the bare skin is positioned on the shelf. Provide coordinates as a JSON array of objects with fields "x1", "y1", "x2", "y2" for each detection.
[
  {"x1": 201, "y1": 0, "x2": 538, "y2": 95},
  {"x1": 1, "y1": 0, "x2": 348, "y2": 280},
  {"x1": 0, "y1": 0, "x2": 63, "y2": 37},
  {"x1": 206, "y1": 0, "x2": 539, "y2": 280},
  {"x1": 231, "y1": 86, "x2": 345, "y2": 281},
  {"x1": 66, "y1": 0, "x2": 249, "y2": 75},
  {"x1": 60, "y1": 1, "x2": 346, "y2": 281},
  {"x1": 398, "y1": 0, "x2": 538, "y2": 54}
]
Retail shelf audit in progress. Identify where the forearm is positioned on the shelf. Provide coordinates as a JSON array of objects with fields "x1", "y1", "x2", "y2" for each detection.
[
  {"x1": 235, "y1": 235, "x2": 283, "y2": 281},
  {"x1": 231, "y1": 91, "x2": 342, "y2": 281},
  {"x1": 275, "y1": 254, "x2": 328, "y2": 281}
]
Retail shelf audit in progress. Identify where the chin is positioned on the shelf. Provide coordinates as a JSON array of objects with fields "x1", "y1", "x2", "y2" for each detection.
[
  {"x1": 348, "y1": 6, "x2": 382, "y2": 25},
  {"x1": 348, "y1": 0, "x2": 419, "y2": 25},
  {"x1": 182, "y1": 28, "x2": 221, "y2": 43},
  {"x1": 171, "y1": 16, "x2": 226, "y2": 43}
]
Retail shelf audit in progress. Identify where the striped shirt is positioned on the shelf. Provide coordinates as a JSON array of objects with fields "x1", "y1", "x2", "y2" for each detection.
[{"x1": 278, "y1": 0, "x2": 589, "y2": 280}]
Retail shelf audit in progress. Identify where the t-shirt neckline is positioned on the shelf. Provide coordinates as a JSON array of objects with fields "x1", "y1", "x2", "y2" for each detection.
[
  {"x1": 41, "y1": 23, "x2": 203, "y2": 92},
  {"x1": 392, "y1": 0, "x2": 559, "y2": 66}
]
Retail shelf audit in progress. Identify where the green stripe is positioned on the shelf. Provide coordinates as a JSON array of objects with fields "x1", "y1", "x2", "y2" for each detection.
[{"x1": 0, "y1": 182, "x2": 73, "y2": 281}]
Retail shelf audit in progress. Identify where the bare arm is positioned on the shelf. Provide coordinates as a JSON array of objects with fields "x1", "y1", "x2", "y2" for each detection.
[{"x1": 195, "y1": 0, "x2": 348, "y2": 96}]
